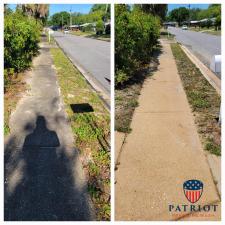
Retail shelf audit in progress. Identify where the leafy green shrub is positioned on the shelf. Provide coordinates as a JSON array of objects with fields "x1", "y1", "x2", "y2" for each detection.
[
  {"x1": 4, "y1": 11, "x2": 41, "y2": 76},
  {"x1": 115, "y1": 70, "x2": 129, "y2": 86},
  {"x1": 115, "y1": 5, "x2": 160, "y2": 87},
  {"x1": 96, "y1": 20, "x2": 104, "y2": 35},
  {"x1": 105, "y1": 24, "x2": 110, "y2": 35},
  {"x1": 83, "y1": 24, "x2": 93, "y2": 32},
  {"x1": 4, "y1": 68, "x2": 14, "y2": 88},
  {"x1": 215, "y1": 15, "x2": 221, "y2": 30}
]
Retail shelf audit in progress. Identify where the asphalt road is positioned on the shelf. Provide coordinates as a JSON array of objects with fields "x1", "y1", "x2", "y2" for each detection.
[
  {"x1": 52, "y1": 31, "x2": 110, "y2": 96},
  {"x1": 168, "y1": 27, "x2": 221, "y2": 67}
]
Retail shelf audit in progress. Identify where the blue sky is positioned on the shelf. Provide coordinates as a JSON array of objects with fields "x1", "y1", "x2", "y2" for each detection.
[
  {"x1": 9, "y1": 4, "x2": 210, "y2": 15},
  {"x1": 8, "y1": 4, "x2": 93, "y2": 16},
  {"x1": 49, "y1": 4, "x2": 93, "y2": 16},
  {"x1": 168, "y1": 4, "x2": 209, "y2": 12}
]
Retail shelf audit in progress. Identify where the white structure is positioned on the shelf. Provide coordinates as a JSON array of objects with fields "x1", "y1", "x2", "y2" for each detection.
[
  {"x1": 48, "y1": 29, "x2": 54, "y2": 43},
  {"x1": 69, "y1": 25, "x2": 79, "y2": 29},
  {"x1": 210, "y1": 55, "x2": 221, "y2": 73}
]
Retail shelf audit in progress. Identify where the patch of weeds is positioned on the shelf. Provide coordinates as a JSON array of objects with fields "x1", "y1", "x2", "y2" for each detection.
[
  {"x1": 129, "y1": 99, "x2": 139, "y2": 108},
  {"x1": 4, "y1": 73, "x2": 27, "y2": 137},
  {"x1": 171, "y1": 43, "x2": 221, "y2": 156},
  {"x1": 102, "y1": 204, "x2": 110, "y2": 219},
  {"x1": 93, "y1": 148, "x2": 110, "y2": 166},
  {"x1": 188, "y1": 91, "x2": 210, "y2": 109},
  {"x1": 160, "y1": 29, "x2": 175, "y2": 40},
  {"x1": 72, "y1": 114, "x2": 103, "y2": 142},
  {"x1": 51, "y1": 47, "x2": 110, "y2": 221},
  {"x1": 4, "y1": 123, "x2": 10, "y2": 136},
  {"x1": 205, "y1": 138, "x2": 221, "y2": 156},
  {"x1": 88, "y1": 162, "x2": 100, "y2": 176},
  {"x1": 88, "y1": 184, "x2": 101, "y2": 199}
]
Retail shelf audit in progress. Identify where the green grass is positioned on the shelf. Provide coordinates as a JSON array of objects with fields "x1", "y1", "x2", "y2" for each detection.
[
  {"x1": 160, "y1": 29, "x2": 175, "y2": 40},
  {"x1": 203, "y1": 30, "x2": 221, "y2": 36},
  {"x1": 50, "y1": 47, "x2": 110, "y2": 221},
  {"x1": 171, "y1": 43, "x2": 221, "y2": 156},
  {"x1": 189, "y1": 27, "x2": 221, "y2": 36},
  {"x1": 70, "y1": 30, "x2": 95, "y2": 36},
  {"x1": 71, "y1": 30, "x2": 110, "y2": 42},
  {"x1": 205, "y1": 138, "x2": 221, "y2": 156},
  {"x1": 187, "y1": 91, "x2": 210, "y2": 109},
  {"x1": 4, "y1": 123, "x2": 10, "y2": 136}
]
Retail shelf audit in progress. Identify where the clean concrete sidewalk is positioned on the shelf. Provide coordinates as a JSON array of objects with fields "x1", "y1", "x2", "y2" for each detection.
[
  {"x1": 115, "y1": 40, "x2": 220, "y2": 221},
  {"x1": 4, "y1": 40, "x2": 95, "y2": 220}
]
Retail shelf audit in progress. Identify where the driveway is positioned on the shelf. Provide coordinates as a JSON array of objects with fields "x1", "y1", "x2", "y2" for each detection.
[
  {"x1": 52, "y1": 31, "x2": 110, "y2": 97},
  {"x1": 168, "y1": 27, "x2": 221, "y2": 68}
]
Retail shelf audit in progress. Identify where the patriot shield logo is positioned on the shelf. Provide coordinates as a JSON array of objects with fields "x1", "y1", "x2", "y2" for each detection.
[{"x1": 183, "y1": 180, "x2": 203, "y2": 203}]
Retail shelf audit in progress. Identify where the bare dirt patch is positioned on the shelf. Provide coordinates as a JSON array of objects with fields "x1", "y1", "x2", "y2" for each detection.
[{"x1": 4, "y1": 73, "x2": 27, "y2": 136}]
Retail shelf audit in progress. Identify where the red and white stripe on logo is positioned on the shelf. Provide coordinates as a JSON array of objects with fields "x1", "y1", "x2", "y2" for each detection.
[{"x1": 185, "y1": 190, "x2": 202, "y2": 203}]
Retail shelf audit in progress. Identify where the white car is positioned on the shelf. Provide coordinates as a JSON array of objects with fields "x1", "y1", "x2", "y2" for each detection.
[
  {"x1": 182, "y1": 25, "x2": 188, "y2": 30},
  {"x1": 64, "y1": 29, "x2": 69, "y2": 34}
]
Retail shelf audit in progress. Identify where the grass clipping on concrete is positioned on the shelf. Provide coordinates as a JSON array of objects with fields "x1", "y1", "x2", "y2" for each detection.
[
  {"x1": 51, "y1": 47, "x2": 110, "y2": 220},
  {"x1": 171, "y1": 43, "x2": 221, "y2": 156}
]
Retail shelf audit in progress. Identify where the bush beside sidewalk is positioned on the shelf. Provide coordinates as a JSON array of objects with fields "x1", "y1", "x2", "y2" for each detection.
[
  {"x1": 4, "y1": 11, "x2": 41, "y2": 84},
  {"x1": 4, "y1": 10, "x2": 42, "y2": 136}
]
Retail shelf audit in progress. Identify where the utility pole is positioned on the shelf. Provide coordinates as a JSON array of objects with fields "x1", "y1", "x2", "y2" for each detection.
[
  {"x1": 105, "y1": 4, "x2": 108, "y2": 16},
  {"x1": 188, "y1": 4, "x2": 191, "y2": 27},
  {"x1": 61, "y1": 14, "x2": 64, "y2": 30},
  {"x1": 70, "y1": 6, "x2": 72, "y2": 30}
]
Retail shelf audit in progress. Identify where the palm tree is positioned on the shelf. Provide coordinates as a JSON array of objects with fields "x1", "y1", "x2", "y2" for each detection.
[
  {"x1": 36, "y1": 4, "x2": 49, "y2": 20},
  {"x1": 22, "y1": 4, "x2": 36, "y2": 17},
  {"x1": 137, "y1": 4, "x2": 168, "y2": 21},
  {"x1": 22, "y1": 4, "x2": 49, "y2": 24}
]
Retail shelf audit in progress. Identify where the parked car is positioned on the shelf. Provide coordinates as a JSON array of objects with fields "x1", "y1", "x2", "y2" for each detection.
[
  {"x1": 64, "y1": 29, "x2": 69, "y2": 34},
  {"x1": 51, "y1": 25, "x2": 59, "y2": 31},
  {"x1": 182, "y1": 25, "x2": 188, "y2": 30}
]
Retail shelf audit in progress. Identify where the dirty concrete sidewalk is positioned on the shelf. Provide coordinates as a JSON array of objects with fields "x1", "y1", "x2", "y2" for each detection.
[
  {"x1": 4, "y1": 40, "x2": 95, "y2": 221},
  {"x1": 115, "y1": 40, "x2": 220, "y2": 221}
]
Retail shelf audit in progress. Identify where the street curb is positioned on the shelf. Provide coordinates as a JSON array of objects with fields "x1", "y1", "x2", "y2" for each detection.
[
  {"x1": 179, "y1": 44, "x2": 221, "y2": 198},
  {"x1": 53, "y1": 37, "x2": 110, "y2": 111},
  {"x1": 207, "y1": 154, "x2": 221, "y2": 197},
  {"x1": 179, "y1": 44, "x2": 221, "y2": 95}
]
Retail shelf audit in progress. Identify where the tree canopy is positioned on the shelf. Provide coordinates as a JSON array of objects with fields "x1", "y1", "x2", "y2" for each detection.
[
  {"x1": 167, "y1": 7, "x2": 189, "y2": 25},
  {"x1": 134, "y1": 4, "x2": 168, "y2": 21},
  {"x1": 51, "y1": 11, "x2": 70, "y2": 26},
  {"x1": 21, "y1": 4, "x2": 49, "y2": 25},
  {"x1": 167, "y1": 4, "x2": 221, "y2": 25},
  {"x1": 48, "y1": 4, "x2": 110, "y2": 27}
]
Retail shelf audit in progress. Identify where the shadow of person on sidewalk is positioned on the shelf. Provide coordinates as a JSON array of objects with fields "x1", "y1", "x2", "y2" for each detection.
[{"x1": 5, "y1": 115, "x2": 94, "y2": 221}]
